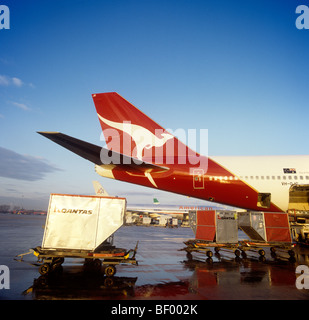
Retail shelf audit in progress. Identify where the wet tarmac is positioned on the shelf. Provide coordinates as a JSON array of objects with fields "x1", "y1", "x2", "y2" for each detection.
[{"x1": 1, "y1": 213, "x2": 309, "y2": 300}]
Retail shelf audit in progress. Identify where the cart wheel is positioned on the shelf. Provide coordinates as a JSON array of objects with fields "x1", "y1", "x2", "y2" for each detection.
[
  {"x1": 52, "y1": 264, "x2": 63, "y2": 274},
  {"x1": 105, "y1": 265, "x2": 116, "y2": 277},
  {"x1": 93, "y1": 259, "x2": 102, "y2": 271},
  {"x1": 36, "y1": 276, "x2": 48, "y2": 287},
  {"x1": 214, "y1": 247, "x2": 220, "y2": 253},
  {"x1": 39, "y1": 263, "x2": 50, "y2": 275},
  {"x1": 241, "y1": 251, "x2": 247, "y2": 258},
  {"x1": 270, "y1": 247, "x2": 276, "y2": 254},
  {"x1": 186, "y1": 252, "x2": 193, "y2": 260},
  {"x1": 258, "y1": 249, "x2": 265, "y2": 256},
  {"x1": 104, "y1": 277, "x2": 114, "y2": 287},
  {"x1": 234, "y1": 249, "x2": 241, "y2": 257},
  {"x1": 259, "y1": 256, "x2": 266, "y2": 262},
  {"x1": 84, "y1": 258, "x2": 93, "y2": 266},
  {"x1": 206, "y1": 257, "x2": 213, "y2": 264},
  {"x1": 206, "y1": 250, "x2": 213, "y2": 258},
  {"x1": 288, "y1": 250, "x2": 295, "y2": 257}
]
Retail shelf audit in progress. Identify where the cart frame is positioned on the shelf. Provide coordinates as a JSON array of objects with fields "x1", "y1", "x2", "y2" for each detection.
[
  {"x1": 182, "y1": 239, "x2": 295, "y2": 262},
  {"x1": 16, "y1": 242, "x2": 138, "y2": 277}
]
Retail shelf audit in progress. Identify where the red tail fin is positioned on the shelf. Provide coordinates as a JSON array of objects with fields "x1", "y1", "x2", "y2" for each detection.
[{"x1": 92, "y1": 92, "x2": 189, "y2": 164}]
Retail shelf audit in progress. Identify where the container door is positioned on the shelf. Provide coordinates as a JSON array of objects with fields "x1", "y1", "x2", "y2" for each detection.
[
  {"x1": 195, "y1": 210, "x2": 216, "y2": 241},
  {"x1": 216, "y1": 211, "x2": 238, "y2": 243}
]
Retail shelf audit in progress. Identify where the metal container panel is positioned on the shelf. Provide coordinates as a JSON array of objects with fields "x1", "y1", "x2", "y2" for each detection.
[
  {"x1": 192, "y1": 210, "x2": 216, "y2": 241},
  {"x1": 42, "y1": 194, "x2": 126, "y2": 251},
  {"x1": 250, "y1": 212, "x2": 266, "y2": 241},
  {"x1": 215, "y1": 211, "x2": 238, "y2": 243}
]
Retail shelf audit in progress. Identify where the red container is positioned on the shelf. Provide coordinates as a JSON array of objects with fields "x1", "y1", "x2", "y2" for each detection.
[
  {"x1": 264, "y1": 212, "x2": 291, "y2": 242},
  {"x1": 195, "y1": 210, "x2": 216, "y2": 241}
]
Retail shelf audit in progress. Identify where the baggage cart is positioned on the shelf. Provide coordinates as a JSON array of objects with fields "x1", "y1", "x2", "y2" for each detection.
[
  {"x1": 31, "y1": 241, "x2": 138, "y2": 276},
  {"x1": 182, "y1": 210, "x2": 295, "y2": 262},
  {"x1": 238, "y1": 211, "x2": 294, "y2": 260},
  {"x1": 183, "y1": 210, "x2": 241, "y2": 260},
  {"x1": 15, "y1": 193, "x2": 139, "y2": 276}
]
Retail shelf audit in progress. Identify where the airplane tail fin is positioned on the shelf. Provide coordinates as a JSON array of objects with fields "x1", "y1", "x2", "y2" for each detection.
[
  {"x1": 92, "y1": 92, "x2": 193, "y2": 165},
  {"x1": 92, "y1": 181, "x2": 109, "y2": 196}
]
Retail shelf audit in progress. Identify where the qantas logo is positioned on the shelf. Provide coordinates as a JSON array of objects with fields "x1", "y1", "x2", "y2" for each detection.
[
  {"x1": 96, "y1": 111, "x2": 209, "y2": 188},
  {"x1": 97, "y1": 113, "x2": 173, "y2": 160},
  {"x1": 53, "y1": 206, "x2": 92, "y2": 214}
]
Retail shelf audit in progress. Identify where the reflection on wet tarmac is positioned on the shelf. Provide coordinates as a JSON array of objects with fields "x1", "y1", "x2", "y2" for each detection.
[
  {"x1": 24, "y1": 267, "x2": 192, "y2": 300},
  {"x1": 24, "y1": 268, "x2": 138, "y2": 299},
  {"x1": 185, "y1": 257, "x2": 296, "y2": 292},
  {"x1": 181, "y1": 244, "x2": 309, "y2": 299}
]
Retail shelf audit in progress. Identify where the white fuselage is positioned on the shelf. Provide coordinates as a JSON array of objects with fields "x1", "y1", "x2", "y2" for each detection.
[{"x1": 211, "y1": 155, "x2": 309, "y2": 212}]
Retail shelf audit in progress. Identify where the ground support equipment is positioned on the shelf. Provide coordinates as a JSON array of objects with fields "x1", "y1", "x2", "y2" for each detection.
[
  {"x1": 16, "y1": 242, "x2": 138, "y2": 277},
  {"x1": 184, "y1": 210, "x2": 295, "y2": 262},
  {"x1": 238, "y1": 240, "x2": 295, "y2": 261},
  {"x1": 182, "y1": 239, "x2": 295, "y2": 262},
  {"x1": 182, "y1": 239, "x2": 241, "y2": 261}
]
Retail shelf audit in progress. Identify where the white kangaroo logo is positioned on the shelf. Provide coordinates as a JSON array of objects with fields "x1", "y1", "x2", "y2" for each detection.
[{"x1": 97, "y1": 113, "x2": 173, "y2": 160}]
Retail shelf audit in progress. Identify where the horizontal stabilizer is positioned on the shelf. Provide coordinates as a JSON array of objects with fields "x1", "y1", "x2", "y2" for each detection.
[
  {"x1": 37, "y1": 131, "x2": 169, "y2": 174},
  {"x1": 38, "y1": 132, "x2": 102, "y2": 165}
]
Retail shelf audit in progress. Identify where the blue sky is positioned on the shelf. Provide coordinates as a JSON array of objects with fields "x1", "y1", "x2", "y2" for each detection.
[{"x1": 1, "y1": 0, "x2": 309, "y2": 209}]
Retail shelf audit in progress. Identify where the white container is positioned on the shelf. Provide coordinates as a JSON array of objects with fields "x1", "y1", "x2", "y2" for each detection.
[
  {"x1": 159, "y1": 216, "x2": 168, "y2": 226},
  {"x1": 142, "y1": 217, "x2": 151, "y2": 225},
  {"x1": 42, "y1": 194, "x2": 126, "y2": 251}
]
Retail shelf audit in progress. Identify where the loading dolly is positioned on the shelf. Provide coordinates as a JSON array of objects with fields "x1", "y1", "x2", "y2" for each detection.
[
  {"x1": 238, "y1": 240, "x2": 295, "y2": 261},
  {"x1": 15, "y1": 241, "x2": 139, "y2": 277},
  {"x1": 182, "y1": 239, "x2": 241, "y2": 260},
  {"x1": 182, "y1": 239, "x2": 295, "y2": 262},
  {"x1": 183, "y1": 210, "x2": 295, "y2": 262}
]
